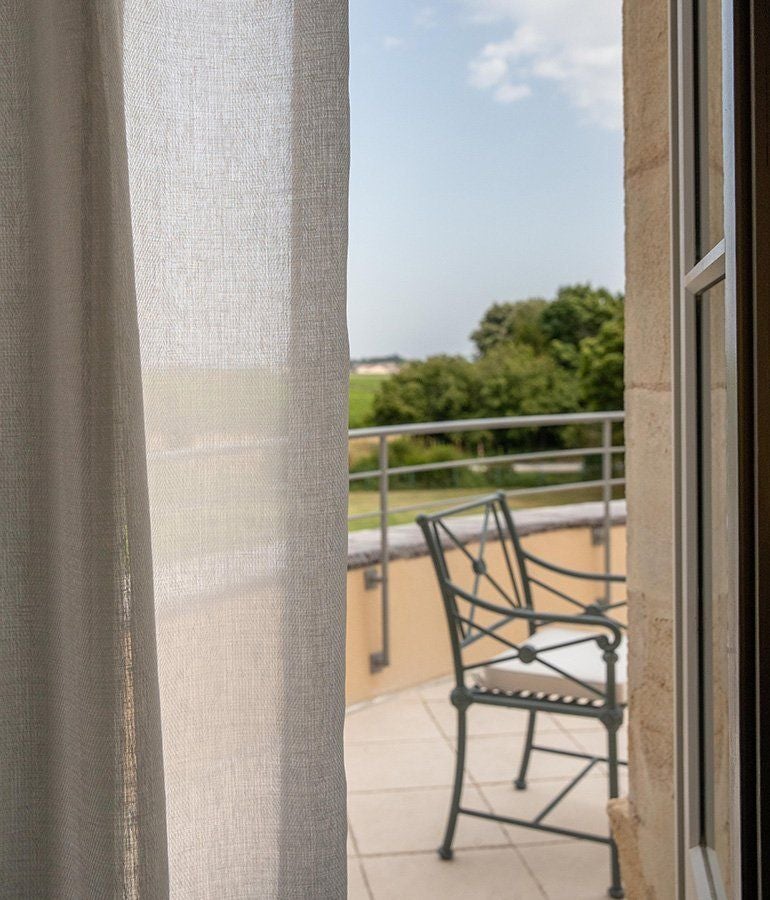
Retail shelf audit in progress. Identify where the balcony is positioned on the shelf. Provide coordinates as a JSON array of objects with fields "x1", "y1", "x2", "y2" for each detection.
[{"x1": 345, "y1": 412, "x2": 627, "y2": 897}]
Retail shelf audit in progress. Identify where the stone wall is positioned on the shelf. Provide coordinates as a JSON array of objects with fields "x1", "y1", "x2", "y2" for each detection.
[{"x1": 608, "y1": 0, "x2": 677, "y2": 895}]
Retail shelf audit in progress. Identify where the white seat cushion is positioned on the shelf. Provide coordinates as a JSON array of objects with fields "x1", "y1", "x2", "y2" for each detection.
[{"x1": 474, "y1": 625, "x2": 627, "y2": 704}]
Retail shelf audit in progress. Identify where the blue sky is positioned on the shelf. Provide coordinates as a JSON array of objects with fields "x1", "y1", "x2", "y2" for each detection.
[{"x1": 347, "y1": 0, "x2": 624, "y2": 359}]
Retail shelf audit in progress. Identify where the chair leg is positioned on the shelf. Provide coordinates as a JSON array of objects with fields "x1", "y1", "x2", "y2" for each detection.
[
  {"x1": 606, "y1": 724, "x2": 624, "y2": 899},
  {"x1": 438, "y1": 705, "x2": 467, "y2": 861},
  {"x1": 514, "y1": 710, "x2": 537, "y2": 790}
]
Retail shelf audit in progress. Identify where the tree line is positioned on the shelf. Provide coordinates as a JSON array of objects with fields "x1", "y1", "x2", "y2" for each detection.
[
  {"x1": 372, "y1": 283, "x2": 623, "y2": 430},
  {"x1": 351, "y1": 284, "x2": 624, "y2": 488}
]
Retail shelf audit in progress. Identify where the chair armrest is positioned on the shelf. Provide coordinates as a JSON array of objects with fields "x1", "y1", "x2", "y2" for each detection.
[
  {"x1": 449, "y1": 582, "x2": 623, "y2": 648},
  {"x1": 523, "y1": 549, "x2": 626, "y2": 583}
]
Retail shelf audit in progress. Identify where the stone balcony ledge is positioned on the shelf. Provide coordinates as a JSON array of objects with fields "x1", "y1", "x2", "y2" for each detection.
[{"x1": 347, "y1": 499, "x2": 627, "y2": 570}]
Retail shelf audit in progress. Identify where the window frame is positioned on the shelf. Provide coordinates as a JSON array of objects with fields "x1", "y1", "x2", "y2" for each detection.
[
  {"x1": 672, "y1": 0, "x2": 765, "y2": 896},
  {"x1": 673, "y1": 0, "x2": 736, "y2": 896}
]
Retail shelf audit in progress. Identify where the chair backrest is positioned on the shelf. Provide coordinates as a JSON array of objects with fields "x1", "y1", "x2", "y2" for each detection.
[{"x1": 417, "y1": 492, "x2": 534, "y2": 686}]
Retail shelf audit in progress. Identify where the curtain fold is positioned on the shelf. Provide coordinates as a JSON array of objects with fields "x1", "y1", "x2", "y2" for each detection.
[{"x1": 1, "y1": 1, "x2": 349, "y2": 896}]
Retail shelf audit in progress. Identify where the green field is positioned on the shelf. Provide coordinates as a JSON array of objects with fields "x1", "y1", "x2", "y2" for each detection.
[
  {"x1": 348, "y1": 484, "x2": 624, "y2": 531},
  {"x1": 349, "y1": 373, "x2": 388, "y2": 429}
]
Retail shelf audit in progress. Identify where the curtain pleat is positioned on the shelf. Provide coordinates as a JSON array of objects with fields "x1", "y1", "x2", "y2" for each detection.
[
  {"x1": 1, "y1": 0, "x2": 349, "y2": 896},
  {"x1": 1, "y1": 2, "x2": 169, "y2": 896}
]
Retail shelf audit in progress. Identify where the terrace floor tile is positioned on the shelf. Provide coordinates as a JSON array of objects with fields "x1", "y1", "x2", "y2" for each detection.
[
  {"x1": 348, "y1": 784, "x2": 508, "y2": 856},
  {"x1": 346, "y1": 738, "x2": 456, "y2": 792},
  {"x1": 463, "y1": 729, "x2": 588, "y2": 785},
  {"x1": 346, "y1": 680, "x2": 630, "y2": 898},
  {"x1": 345, "y1": 695, "x2": 445, "y2": 744},
  {"x1": 348, "y1": 858, "x2": 373, "y2": 900},
  {"x1": 518, "y1": 840, "x2": 614, "y2": 900},
  {"x1": 426, "y1": 699, "x2": 563, "y2": 740},
  {"x1": 361, "y1": 847, "x2": 546, "y2": 900}
]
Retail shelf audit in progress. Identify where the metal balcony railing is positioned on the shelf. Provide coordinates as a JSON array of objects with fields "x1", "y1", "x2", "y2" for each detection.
[{"x1": 348, "y1": 411, "x2": 626, "y2": 672}]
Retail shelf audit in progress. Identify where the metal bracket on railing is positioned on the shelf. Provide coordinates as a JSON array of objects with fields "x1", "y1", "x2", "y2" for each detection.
[
  {"x1": 370, "y1": 650, "x2": 387, "y2": 673},
  {"x1": 601, "y1": 419, "x2": 613, "y2": 606},
  {"x1": 370, "y1": 434, "x2": 390, "y2": 673},
  {"x1": 365, "y1": 566, "x2": 388, "y2": 670},
  {"x1": 364, "y1": 567, "x2": 384, "y2": 590}
]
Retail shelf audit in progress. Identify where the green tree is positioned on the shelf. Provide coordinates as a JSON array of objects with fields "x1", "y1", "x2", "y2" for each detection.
[
  {"x1": 578, "y1": 309, "x2": 625, "y2": 410},
  {"x1": 471, "y1": 298, "x2": 548, "y2": 356},
  {"x1": 477, "y1": 343, "x2": 579, "y2": 416},
  {"x1": 476, "y1": 343, "x2": 580, "y2": 448},
  {"x1": 371, "y1": 355, "x2": 480, "y2": 426},
  {"x1": 367, "y1": 283, "x2": 625, "y2": 441},
  {"x1": 541, "y1": 283, "x2": 623, "y2": 353}
]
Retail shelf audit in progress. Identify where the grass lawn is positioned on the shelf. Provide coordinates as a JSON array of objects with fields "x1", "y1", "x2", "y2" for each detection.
[
  {"x1": 348, "y1": 484, "x2": 624, "y2": 531},
  {"x1": 349, "y1": 373, "x2": 388, "y2": 429}
]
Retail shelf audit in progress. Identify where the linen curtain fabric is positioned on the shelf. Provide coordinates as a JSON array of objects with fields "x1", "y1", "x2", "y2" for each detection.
[{"x1": 0, "y1": 2, "x2": 349, "y2": 897}]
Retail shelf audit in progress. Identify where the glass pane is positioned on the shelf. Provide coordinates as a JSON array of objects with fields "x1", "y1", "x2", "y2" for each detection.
[
  {"x1": 696, "y1": 280, "x2": 732, "y2": 890},
  {"x1": 696, "y1": 0, "x2": 724, "y2": 256}
]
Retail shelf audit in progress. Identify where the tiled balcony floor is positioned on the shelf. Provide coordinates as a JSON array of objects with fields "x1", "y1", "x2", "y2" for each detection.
[{"x1": 345, "y1": 677, "x2": 629, "y2": 900}]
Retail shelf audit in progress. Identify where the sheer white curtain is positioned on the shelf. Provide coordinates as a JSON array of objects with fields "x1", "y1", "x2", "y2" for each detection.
[{"x1": 0, "y1": 2, "x2": 349, "y2": 897}]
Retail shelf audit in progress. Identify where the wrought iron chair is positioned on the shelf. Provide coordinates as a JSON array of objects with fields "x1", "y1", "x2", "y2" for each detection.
[{"x1": 417, "y1": 492, "x2": 627, "y2": 899}]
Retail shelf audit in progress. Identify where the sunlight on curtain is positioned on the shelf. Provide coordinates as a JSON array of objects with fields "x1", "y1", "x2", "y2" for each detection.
[{"x1": 125, "y1": 2, "x2": 350, "y2": 895}]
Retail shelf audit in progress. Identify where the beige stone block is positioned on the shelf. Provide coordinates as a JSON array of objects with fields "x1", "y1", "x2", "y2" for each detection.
[
  {"x1": 626, "y1": 611, "x2": 675, "y2": 845},
  {"x1": 608, "y1": 797, "x2": 651, "y2": 900},
  {"x1": 625, "y1": 160, "x2": 672, "y2": 290},
  {"x1": 623, "y1": 0, "x2": 670, "y2": 177},
  {"x1": 620, "y1": 606, "x2": 676, "y2": 898},
  {"x1": 624, "y1": 389, "x2": 675, "y2": 608},
  {"x1": 624, "y1": 168, "x2": 674, "y2": 389}
]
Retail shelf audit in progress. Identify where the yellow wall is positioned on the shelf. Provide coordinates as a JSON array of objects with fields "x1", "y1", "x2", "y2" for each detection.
[{"x1": 346, "y1": 524, "x2": 626, "y2": 705}]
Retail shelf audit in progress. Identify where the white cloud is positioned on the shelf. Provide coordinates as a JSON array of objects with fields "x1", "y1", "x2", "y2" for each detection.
[
  {"x1": 461, "y1": 0, "x2": 622, "y2": 130},
  {"x1": 494, "y1": 82, "x2": 532, "y2": 103},
  {"x1": 382, "y1": 35, "x2": 406, "y2": 51},
  {"x1": 468, "y1": 55, "x2": 509, "y2": 89}
]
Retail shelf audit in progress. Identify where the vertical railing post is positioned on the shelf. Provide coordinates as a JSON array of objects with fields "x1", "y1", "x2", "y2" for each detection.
[
  {"x1": 370, "y1": 434, "x2": 390, "y2": 672},
  {"x1": 601, "y1": 418, "x2": 613, "y2": 606}
]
